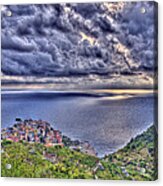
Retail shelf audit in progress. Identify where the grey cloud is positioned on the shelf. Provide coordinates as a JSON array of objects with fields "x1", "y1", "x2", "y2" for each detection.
[
  {"x1": 2, "y1": 50, "x2": 56, "y2": 75},
  {"x1": 1, "y1": 2, "x2": 157, "y2": 84},
  {"x1": 95, "y1": 15, "x2": 117, "y2": 33},
  {"x1": 73, "y1": 3, "x2": 100, "y2": 18},
  {"x1": 2, "y1": 34, "x2": 36, "y2": 51},
  {"x1": 8, "y1": 5, "x2": 35, "y2": 16}
]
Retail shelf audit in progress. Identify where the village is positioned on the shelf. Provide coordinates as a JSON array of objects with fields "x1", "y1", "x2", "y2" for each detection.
[
  {"x1": 1, "y1": 119, "x2": 156, "y2": 180},
  {"x1": 1, "y1": 118, "x2": 97, "y2": 157}
]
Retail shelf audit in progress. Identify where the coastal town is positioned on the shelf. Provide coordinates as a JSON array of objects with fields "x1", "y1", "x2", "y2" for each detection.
[
  {"x1": 1, "y1": 120, "x2": 157, "y2": 180},
  {"x1": 1, "y1": 118, "x2": 97, "y2": 157}
]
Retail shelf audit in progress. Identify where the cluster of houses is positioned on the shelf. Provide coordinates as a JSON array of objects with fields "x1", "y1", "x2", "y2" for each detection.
[
  {"x1": 1, "y1": 118, "x2": 63, "y2": 147},
  {"x1": 1, "y1": 118, "x2": 97, "y2": 157}
]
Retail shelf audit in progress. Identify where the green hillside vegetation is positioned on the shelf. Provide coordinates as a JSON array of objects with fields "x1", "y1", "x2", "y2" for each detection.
[
  {"x1": 1, "y1": 125, "x2": 158, "y2": 180},
  {"x1": 101, "y1": 125, "x2": 158, "y2": 181}
]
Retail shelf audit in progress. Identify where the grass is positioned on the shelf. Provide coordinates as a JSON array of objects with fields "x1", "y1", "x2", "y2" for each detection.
[{"x1": 1, "y1": 125, "x2": 158, "y2": 180}]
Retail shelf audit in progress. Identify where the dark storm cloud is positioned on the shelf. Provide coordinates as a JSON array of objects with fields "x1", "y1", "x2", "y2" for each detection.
[
  {"x1": 120, "y1": 2, "x2": 157, "y2": 70},
  {"x1": 2, "y1": 33, "x2": 36, "y2": 51},
  {"x1": 1, "y1": 2, "x2": 157, "y2": 81}
]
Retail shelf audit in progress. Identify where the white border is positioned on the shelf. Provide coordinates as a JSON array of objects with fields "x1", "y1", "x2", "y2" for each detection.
[{"x1": 0, "y1": 0, "x2": 162, "y2": 186}]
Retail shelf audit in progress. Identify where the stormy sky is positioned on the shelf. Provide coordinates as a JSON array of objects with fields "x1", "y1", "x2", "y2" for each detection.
[{"x1": 1, "y1": 2, "x2": 158, "y2": 88}]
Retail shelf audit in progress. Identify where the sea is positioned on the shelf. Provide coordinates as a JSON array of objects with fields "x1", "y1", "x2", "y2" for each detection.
[{"x1": 1, "y1": 90, "x2": 157, "y2": 157}]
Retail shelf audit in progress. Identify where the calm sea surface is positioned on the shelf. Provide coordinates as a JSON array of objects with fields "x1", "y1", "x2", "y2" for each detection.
[{"x1": 1, "y1": 91, "x2": 156, "y2": 157}]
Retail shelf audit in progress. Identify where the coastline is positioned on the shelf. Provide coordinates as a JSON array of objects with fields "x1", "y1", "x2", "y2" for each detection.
[
  {"x1": 1, "y1": 118, "x2": 156, "y2": 158},
  {"x1": 1, "y1": 116, "x2": 155, "y2": 158},
  {"x1": 1, "y1": 118, "x2": 97, "y2": 157},
  {"x1": 1, "y1": 120, "x2": 158, "y2": 180}
]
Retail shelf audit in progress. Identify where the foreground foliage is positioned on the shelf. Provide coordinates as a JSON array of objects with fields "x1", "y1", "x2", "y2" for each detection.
[{"x1": 1, "y1": 125, "x2": 158, "y2": 180}]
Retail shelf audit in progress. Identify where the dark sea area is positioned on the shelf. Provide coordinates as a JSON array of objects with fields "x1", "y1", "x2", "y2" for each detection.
[{"x1": 1, "y1": 90, "x2": 156, "y2": 157}]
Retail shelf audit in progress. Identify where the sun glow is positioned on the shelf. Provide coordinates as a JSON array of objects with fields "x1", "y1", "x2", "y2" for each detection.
[{"x1": 79, "y1": 32, "x2": 98, "y2": 46}]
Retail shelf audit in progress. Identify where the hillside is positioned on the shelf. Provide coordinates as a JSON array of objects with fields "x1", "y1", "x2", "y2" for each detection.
[
  {"x1": 99, "y1": 125, "x2": 158, "y2": 180},
  {"x1": 1, "y1": 125, "x2": 158, "y2": 180}
]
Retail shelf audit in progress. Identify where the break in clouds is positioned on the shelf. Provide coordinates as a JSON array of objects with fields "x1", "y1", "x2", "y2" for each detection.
[{"x1": 1, "y1": 2, "x2": 157, "y2": 88}]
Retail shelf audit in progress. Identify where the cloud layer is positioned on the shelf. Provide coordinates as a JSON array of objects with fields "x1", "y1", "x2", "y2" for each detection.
[{"x1": 1, "y1": 2, "x2": 158, "y2": 88}]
